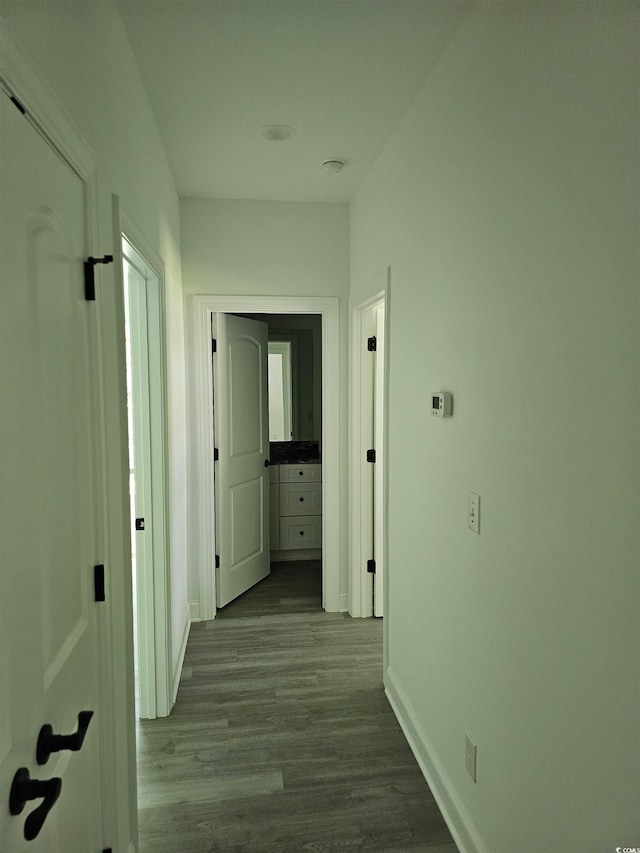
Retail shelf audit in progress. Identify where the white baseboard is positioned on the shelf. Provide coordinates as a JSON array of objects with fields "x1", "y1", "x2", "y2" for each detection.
[
  {"x1": 339, "y1": 592, "x2": 349, "y2": 612},
  {"x1": 385, "y1": 666, "x2": 487, "y2": 853},
  {"x1": 172, "y1": 605, "x2": 191, "y2": 706},
  {"x1": 189, "y1": 599, "x2": 201, "y2": 622},
  {"x1": 271, "y1": 548, "x2": 322, "y2": 561}
]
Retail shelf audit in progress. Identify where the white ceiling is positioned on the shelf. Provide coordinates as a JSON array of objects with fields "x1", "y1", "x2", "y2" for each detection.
[{"x1": 117, "y1": 1, "x2": 473, "y2": 203}]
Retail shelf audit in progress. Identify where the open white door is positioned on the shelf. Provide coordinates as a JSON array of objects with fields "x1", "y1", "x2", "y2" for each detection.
[
  {"x1": 213, "y1": 314, "x2": 270, "y2": 607},
  {"x1": 123, "y1": 257, "x2": 156, "y2": 719},
  {"x1": 0, "y1": 93, "x2": 104, "y2": 849}
]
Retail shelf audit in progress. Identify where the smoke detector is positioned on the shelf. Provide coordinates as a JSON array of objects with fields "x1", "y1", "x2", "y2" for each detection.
[{"x1": 322, "y1": 159, "x2": 345, "y2": 174}]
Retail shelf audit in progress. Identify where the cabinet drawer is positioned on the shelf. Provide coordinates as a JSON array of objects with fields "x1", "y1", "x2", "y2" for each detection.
[
  {"x1": 279, "y1": 516, "x2": 322, "y2": 550},
  {"x1": 279, "y1": 482, "x2": 322, "y2": 516},
  {"x1": 280, "y1": 463, "x2": 321, "y2": 483}
]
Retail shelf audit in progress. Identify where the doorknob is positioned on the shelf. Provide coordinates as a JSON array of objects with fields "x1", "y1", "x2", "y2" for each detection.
[
  {"x1": 37, "y1": 710, "x2": 94, "y2": 765},
  {"x1": 9, "y1": 767, "x2": 62, "y2": 841}
]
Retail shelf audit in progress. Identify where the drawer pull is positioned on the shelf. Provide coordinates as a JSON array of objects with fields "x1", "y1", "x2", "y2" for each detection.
[
  {"x1": 299, "y1": 497, "x2": 304, "y2": 502},
  {"x1": 299, "y1": 530, "x2": 304, "y2": 536},
  {"x1": 298, "y1": 471, "x2": 304, "y2": 476}
]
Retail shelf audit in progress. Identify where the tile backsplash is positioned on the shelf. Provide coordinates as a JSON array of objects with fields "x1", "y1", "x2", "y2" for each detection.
[{"x1": 270, "y1": 440, "x2": 320, "y2": 464}]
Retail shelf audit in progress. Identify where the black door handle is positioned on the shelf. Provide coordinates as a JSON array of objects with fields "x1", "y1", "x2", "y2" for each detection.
[
  {"x1": 264, "y1": 459, "x2": 270, "y2": 467},
  {"x1": 37, "y1": 710, "x2": 94, "y2": 765},
  {"x1": 9, "y1": 767, "x2": 62, "y2": 841}
]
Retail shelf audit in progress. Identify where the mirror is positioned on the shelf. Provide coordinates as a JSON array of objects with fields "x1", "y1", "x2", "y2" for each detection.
[{"x1": 268, "y1": 341, "x2": 292, "y2": 440}]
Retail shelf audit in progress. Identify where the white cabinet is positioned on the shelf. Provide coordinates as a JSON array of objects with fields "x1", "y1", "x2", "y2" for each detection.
[
  {"x1": 270, "y1": 463, "x2": 322, "y2": 556},
  {"x1": 269, "y1": 463, "x2": 280, "y2": 549},
  {"x1": 280, "y1": 463, "x2": 321, "y2": 483},
  {"x1": 279, "y1": 481, "x2": 322, "y2": 516},
  {"x1": 279, "y1": 515, "x2": 322, "y2": 550}
]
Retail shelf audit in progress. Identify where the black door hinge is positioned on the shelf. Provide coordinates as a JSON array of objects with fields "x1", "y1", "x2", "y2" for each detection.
[
  {"x1": 214, "y1": 447, "x2": 219, "y2": 461},
  {"x1": 84, "y1": 254, "x2": 114, "y2": 301},
  {"x1": 94, "y1": 565, "x2": 106, "y2": 602},
  {"x1": 366, "y1": 449, "x2": 376, "y2": 463},
  {"x1": 367, "y1": 559, "x2": 376, "y2": 574},
  {"x1": 215, "y1": 554, "x2": 220, "y2": 569},
  {"x1": 211, "y1": 338, "x2": 217, "y2": 353},
  {"x1": 103, "y1": 849, "x2": 113, "y2": 852},
  {"x1": 9, "y1": 94, "x2": 26, "y2": 115},
  {"x1": 367, "y1": 336, "x2": 377, "y2": 352}
]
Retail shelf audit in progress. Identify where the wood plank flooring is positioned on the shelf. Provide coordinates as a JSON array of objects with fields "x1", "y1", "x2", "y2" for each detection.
[{"x1": 137, "y1": 561, "x2": 458, "y2": 852}]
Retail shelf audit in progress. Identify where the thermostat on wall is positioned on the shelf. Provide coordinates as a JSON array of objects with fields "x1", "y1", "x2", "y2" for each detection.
[{"x1": 431, "y1": 392, "x2": 452, "y2": 417}]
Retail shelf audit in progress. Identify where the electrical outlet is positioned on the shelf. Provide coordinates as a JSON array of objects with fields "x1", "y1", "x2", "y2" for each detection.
[
  {"x1": 468, "y1": 492, "x2": 480, "y2": 534},
  {"x1": 465, "y1": 733, "x2": 477, "y2": 783}
]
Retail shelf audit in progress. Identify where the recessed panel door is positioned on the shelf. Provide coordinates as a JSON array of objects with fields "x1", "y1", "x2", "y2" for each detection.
[
  {"x1": 0, "y1": 95, "x2": 103, "y2": 849},
  {"x1": 213, "y1": 314, "x2": 270, "y2": 607}
]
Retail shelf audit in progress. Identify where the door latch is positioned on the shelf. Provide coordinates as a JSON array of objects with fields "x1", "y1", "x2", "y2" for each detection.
[{"x1": 135, "y1": 518, "x2": 145, "y2": 531}]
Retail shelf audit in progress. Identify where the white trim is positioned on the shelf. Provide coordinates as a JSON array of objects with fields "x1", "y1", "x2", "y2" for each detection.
[
  {"x1": 0, "y1": 28, "x2": 94, "y2": 183},
  {"x1": 192, "y1": 295, "x2": 341, "y2": 619},
  {"x1": 189, "y1": 600, "x2": 202, "y2": 622},
  {"x1": 339, "y1": 592, "x2": 349, "y2": 612},
  {"x1": 348, "y1": 268, "x2": 390, "y2": 618},
  {"x1": 118, "y1": 210, "x2": 172, "y2": 719},
  {"x1": 385, "y1": 666, "x2": 487, "y2": 853},
  {"x1": 271, "y1": 548, "x2": 322, "y2": 562},
  {"x1": 172, "y1": 604, "x2": 191, "y2": 704}
]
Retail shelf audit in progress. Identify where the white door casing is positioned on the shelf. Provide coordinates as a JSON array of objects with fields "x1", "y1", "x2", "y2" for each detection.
[
  {"x1": 213, "y1": 313, "x2": 271, "y2": 607},
  {"x1": 0, "y1": 92, "x2": 104, "y2": 850},
  {"x1": 123, "y1": 255, "x2": 156, "y2": 719},
  {"x1": 349, "y1": 269, "x2": 390, "y2": 623},
  {"x1": 192, "y1": 295, "x2": 341, "y2": 619},
  {"x1": 373, "y1": 304, "x2": 386, "y2": 617}
]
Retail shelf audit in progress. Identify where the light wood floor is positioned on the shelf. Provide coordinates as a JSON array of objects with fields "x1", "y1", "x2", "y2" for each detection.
[{"x1": 137, "y1": 561, "x2": 458, "y2": 852}]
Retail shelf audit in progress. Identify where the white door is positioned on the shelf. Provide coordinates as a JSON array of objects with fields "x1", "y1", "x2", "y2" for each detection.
[
  {"x1": 0, "y1": 94, "x2": 104, "y2": 849},
  {"x1": 213, "y1": 314, "x2": 270, "y2": 607},
  {"x1": 124, "y1": 257, "x2": 156, "y2": 719}
]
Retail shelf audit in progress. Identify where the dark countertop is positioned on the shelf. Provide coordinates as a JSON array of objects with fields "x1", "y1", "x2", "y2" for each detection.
[{"x1": 269, "y1": 440, "x2": 320, "y2": 465}]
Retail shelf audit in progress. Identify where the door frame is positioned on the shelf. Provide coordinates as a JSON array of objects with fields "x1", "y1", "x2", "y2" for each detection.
[
  {"x1": 349, "y1": 268, "x2": 390, "y2": 626},
  {"x1": 0, "y1": 35, "x2": 134, "y2": 853},
  {"x1": 192, "y1": 295, "x2": 340, "y2": 618},
  {"x1": 116, "y1": 212, "x2": 172, "y2": 719}
]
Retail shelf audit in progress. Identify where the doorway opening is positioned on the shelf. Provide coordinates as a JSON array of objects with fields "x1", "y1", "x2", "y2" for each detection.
[
  {"x1": 192, "y1": 295, "x2": 341, "y2": 620},
  {"x1": 349, "y1": 269, "x2": 390, "y2": 626},
  {"x1": 212, "y1": 312, "x2": 323, "y2": 613},
  {"x1": 121, "y1": 232, "x2": 171, "y2": 719}
]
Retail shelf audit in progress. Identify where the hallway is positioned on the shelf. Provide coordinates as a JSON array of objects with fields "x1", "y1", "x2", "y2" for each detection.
[{"x1": 136, "y1": 562, "x2": 458, "y2": 852}]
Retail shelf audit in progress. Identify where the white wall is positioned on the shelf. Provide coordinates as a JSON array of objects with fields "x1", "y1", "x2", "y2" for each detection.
[
  {"x1": 351, "y1": 4, "x2": 640, "y2": 852},
  {"x1": 0, "y1": 4, "x2": 188, "y2": 850},
  {"x1": 181, "y1": 197, "x2": 349, "y2": 608}
]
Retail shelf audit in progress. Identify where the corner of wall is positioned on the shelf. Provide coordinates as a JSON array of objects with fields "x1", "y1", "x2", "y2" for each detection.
[{"x1": 385, "y1": 667, "x2": 487, "y2": 853}]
